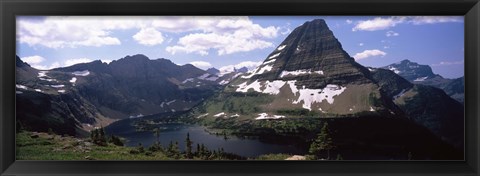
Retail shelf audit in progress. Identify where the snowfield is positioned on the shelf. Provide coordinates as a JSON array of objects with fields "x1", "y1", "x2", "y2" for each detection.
[
  {"x1": 39, "y1": 77, "x2": 57, "y2": 82},
  {"x1": 262, "y1": 80, "x2": 287, "y2": 95},
  {"x1": 219, "y1": 79, "x2": 230, "y2": 85},
  {"x1": 166, "y1": 100, "x2": 176, "y2": 105},
  {"x1": 292, "y1": 84, "x2": 347, "y2": 110},
  {"x1": 277, "y1": 45, "x2": 286, "y2": 51},
  {"x1": 256, "y1": 65, "x2": 273, "y2": 75},
  {"x1": 50, "y1": 85, "x2": 65, "y2": 88},
  {"x1": 235, "y1": 80, "x2": 346, "y2": 111},
  {"x1": 213, "y1": 112, "x2": 226, "y2": 117},
  {"x1": 58, "y1": 90, "x2": 66, "y2": 93},
  {"x1": 38, "y1": 71, "x2": 48, "y2": 77},
  {"x1": 262, "y1": 59, "x2": 276, "y2": 65},
  {"x1": 182, "y1": 78, "x2": 194, "y2": 83},
  {"x1": 279, "y1": 69, "x2": 324, "y2": 78},
  {"x1": 268, "y1": 53, "x2": 281, "y2": 59},
  {"x1": 69, "y1": 77, "x2": 77, "y2": 84},
  {"x1": 16, "y1": 84, "x2": 28, "y2": 90},
  {"x1": 388, "y1": 66, "x2": 400, "y2": 74},
  {"x1": 72, "y1": 70, "x2": 90, "y2": 76},
  {"x1": 255, "y1": 113, "x2": 285, "y2": 120},
  {"x1": 241, "y1": 64, "x2": 274, "y2": 78},
  {"x1": 196, "y1": 113, "x2": 209, "y2": 119},
  {"x1": 236, "y1": 80, "x2": 262, "y2": 93}
]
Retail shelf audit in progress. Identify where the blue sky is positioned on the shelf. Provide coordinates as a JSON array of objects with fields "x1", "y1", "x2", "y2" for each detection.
[{"x1": 16, "y1": 16, "x2": 464, "y2": 78}]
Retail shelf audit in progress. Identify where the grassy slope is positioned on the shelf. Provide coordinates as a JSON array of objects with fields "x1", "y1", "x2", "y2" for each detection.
[
  {"x1": 17, "y1": 131, "x2": 302, "y2": 160},
  {"x1": 16, "y1": 131, "x2": 171, "y2": 160}
]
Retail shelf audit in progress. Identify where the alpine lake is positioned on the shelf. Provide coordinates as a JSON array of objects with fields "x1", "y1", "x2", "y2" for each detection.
[{"x1": 104, "y1": 112, "x2": 307, "y2": 158}]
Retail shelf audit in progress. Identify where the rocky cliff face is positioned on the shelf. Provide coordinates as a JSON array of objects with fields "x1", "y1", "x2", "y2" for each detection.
[
  {"x1": 369, "y1": 68, "x2": 464, "y2": 148},
  {"x1": 250, "y1": 19, "x2": 372, "y2": 87}
]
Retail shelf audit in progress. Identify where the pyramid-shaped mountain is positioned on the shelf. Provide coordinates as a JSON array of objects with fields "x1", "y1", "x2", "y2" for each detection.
[
  {"x1": 194, "y1": 19, "x2": 397, "y2": 119},
  {"x1": 246, "y1": 19, "x2": 371, "y2": 86},
  {"x1": 211, "y1": 19, "x2": 391, "y2": 115}
]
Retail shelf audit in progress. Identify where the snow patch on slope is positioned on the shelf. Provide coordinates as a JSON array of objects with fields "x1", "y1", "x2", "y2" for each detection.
[
  {"x1": 388, "y1": 66, "x2": 400, "y2": 74},
  {"x1": 292, "y1": 84, "x2": 347, "y2": 111},
  {"x1": 280, "y1": 69, "x2": 324, "y2": 78},
  {"x1": 262, "y1": 59, "x2": 276, "y2": 65},
  {"x1": 213, "y1": 112, "x2": 226, "y2": 117},
  {"x1": 69, "y1": 77, "x2": 77, "y2": 84},
  {"x1": 255, "y1": 113, "x2": 285, "y2": 120},
  {"x1": 16, "y1": 84, "x2": 28, "y2": 90},
  {"x1": 236, "y1": 80, "x2": 262, "y2": 93},
  {"x1": 268, "y1": 53, "x2": 281, "y2": 59},
  {"x1": 413, "y1": 76, "x2": 428, "y2": 82},
  {"x1": 72, "y1": 70, "x2": 90, "y2": 76}
]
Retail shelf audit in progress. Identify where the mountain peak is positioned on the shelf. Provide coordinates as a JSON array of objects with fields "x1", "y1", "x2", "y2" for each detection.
[
  {"x1": 206, "y1": 67, "x2": 220, "y2": 75},
  {"x1": 120, "y1": 54, "x2": 150, "y2": 62},
  {"x1": 240, "y1": 18, "x2": 371, "y2": 88},
  {"x1": 382, "y1": 60, "x2": 436, "y2": 81},
  {"x1": 302, "y1": 19, "x2": 328, "y2": 28},
  {"x1": 16, "y1": 55, "x2": 31, "y2": 68}
]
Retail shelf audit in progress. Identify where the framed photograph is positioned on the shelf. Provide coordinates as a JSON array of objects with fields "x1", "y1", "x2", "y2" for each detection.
[{"x1": 1, "y1": 0, "x2": 479, "y2": 175}]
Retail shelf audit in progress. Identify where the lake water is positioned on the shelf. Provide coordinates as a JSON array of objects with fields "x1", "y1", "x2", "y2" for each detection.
[{"x1": 105, "y1": 120, "x2": 306, "y2": 157}]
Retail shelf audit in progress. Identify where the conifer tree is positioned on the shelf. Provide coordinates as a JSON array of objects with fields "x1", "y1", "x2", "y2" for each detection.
[
  {"x1": 309, "y1": 122, "x2": 335, "y2": 159},
  {"x1": 185, "y1": 133, "x2": 193, "y2": 159}
]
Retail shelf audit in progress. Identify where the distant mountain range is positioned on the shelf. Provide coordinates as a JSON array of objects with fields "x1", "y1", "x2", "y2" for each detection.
[
  {"x1": 15, "y1": 54, "x2": 245, "y2": 136},
  {"x1": 381, "y1": 60, "x2": 464, "y2": 103}
]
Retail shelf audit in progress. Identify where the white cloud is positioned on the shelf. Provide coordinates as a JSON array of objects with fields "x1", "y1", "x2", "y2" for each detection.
[
  {"x1": 64, "y1": 58, "x2": 93, "y2": 67},
  {"x1": 17, "y1": 16, "x2": 128, "y2": 48},
  {"x1": 431, "y1": 60, "x2": 464, "y2": 66},
  {"x1": 18, "y1": 16, "x2": 280, "y2": 53},
  {"x1": 358, "y1": 43, "x2": 364, "y2": 46},
  {"x1": 352, "y1": 16, "x2": 462, "y2": 31},
  {"x1": 353, "y1": 49, "x2": 387, "y2": 60},
  {"x1": 352, "y1": 17, "x2": 405, "y2": 31},
  {"x1": 218, "y1": 61, "x2": 262, "y2": 75},
  {"x1": 21, "y1": 55, "x2": 45, "y2": 64},
  {"x1": 166, "y1": 32, "x2": 275, "y2": 56},
  {"x1": 165, "y1": 17, "x2": 279, "y2": 56},
  {"x1": 383, "y1": 46, "x2": 390, "y2": 49},
  {"x1": 410, "y1": 16, "x2": 463, "y2": 25},
  {"x1": 133, "y1": 27, "x2": 165, "y2": 46},
  {"x1": 19, "y1": 53, "x2": 95, "y2": 70},
  {"x1": 31, "y1": 62, "x2": 61, "y2": 70},
  {"x1": 386, "y1": 30, "x2": 399, "y2": 37},
  {"x1": 189, "y1": 61, "x2": 212, "y2": 70},
  {"x1": 346, "y1": 19, "x2": 353, "y2": 24}
]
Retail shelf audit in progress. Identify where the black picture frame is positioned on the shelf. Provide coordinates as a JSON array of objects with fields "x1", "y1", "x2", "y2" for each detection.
[{"x1": 1, "y1": 0, "x2": 479, "y2": 175}]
